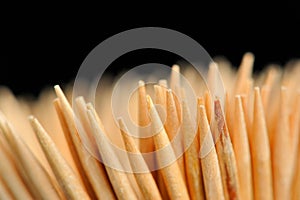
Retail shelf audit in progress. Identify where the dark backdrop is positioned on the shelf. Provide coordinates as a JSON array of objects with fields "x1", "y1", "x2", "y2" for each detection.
[{"x1": 4, "y1": 5, "x2": 300, "y2": 96}]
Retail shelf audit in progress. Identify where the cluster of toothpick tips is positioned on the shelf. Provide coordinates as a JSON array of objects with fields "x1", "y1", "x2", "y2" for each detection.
[{"x1": 0, "y1": 53, "x2": 299, "y2": 200}]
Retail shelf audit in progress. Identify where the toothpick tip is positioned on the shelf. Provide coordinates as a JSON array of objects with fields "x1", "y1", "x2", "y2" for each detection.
[
  {"x1": 172, "y1": 64, "x2": 180, "y2": 72},
  {"x1": 138, "y1": 80, "x2": 145, "y2": 87}
]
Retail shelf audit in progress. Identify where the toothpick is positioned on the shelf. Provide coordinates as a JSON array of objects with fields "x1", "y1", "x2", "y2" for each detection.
[
  {"x1": 292, "y1": 140, "x2": 300, "y2": 200},
  {"x1": 53, "y1": 99, "x2": 83, "y2": 181},
  {"x1": 0, "y1": 177, "x2": 13, "y2": 200},
  {"x1": 165, "y1": 89, "x2": 185, "y2": 179},
  {"x1": 138, "y1": 80, "x2": 153, "y2": 153},
  {"x1": 74, "y1": 97, "x2": 117, "y2": 200},
  {"x1": 232, "y1": 96, "x2": 253, "y2": 200},
  {"x1": 170, "y1": 64, "x2": 181, "y2": 92},
  {"x1": 146, "y1": 95, "x2": 190, "y2": 200},
  {"x1": 198, "y1": 105, "x2": 224, "y2": 200},
  {"x1": 204, "y1": 91, "x2": 212, "y2": 123},
  {"x1": 234, "y1": 53, "x2": 254, "y2": 95},
  {"x1": 213, "y1": 99, "x2": 241, "y2": 200},
  {"x1": 119, "y1": 118, "x2": 162, "y2": 200},
  {"x1": 250, "y1": 87, "x2": 273, "y2": 200},
  {"x1": 4, "y1": 121, "x2": 64, "y2": 200},
  {"x1": 54, "y1": 85, "x2": 97, "y2": 199},
  {"x1": 182, "y1": 100, "x2": 205, "y2": 200},
  {"x1": 272, "y1": 87, "x2": 293, "y2": 200},
  {"x1": 86, "y1": 107, "x2": 139, "y2": 200},
  {"x1": 85, "y1": 103, "x2": 144, "y2": 200},
  {"x1": 170, "y1": 65, "x2": 182, "y2": 122},
  {"x1": 29, "y1": 116, "x2": 90, "y2": 200},
  {"x1": 155, "y1": 86, "x2": 172, "y2": 200},
  {"x1": 0, "y1": 136, "x2": 33, "y2": 200}
]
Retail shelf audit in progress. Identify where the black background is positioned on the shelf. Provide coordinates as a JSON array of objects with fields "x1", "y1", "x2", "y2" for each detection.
[{"x1": 4, "y1": 4, "x2": 300, "y2": 96}]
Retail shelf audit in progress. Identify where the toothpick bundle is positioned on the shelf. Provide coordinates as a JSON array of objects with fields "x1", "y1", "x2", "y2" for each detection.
[{"x1": 0, "y1": 53, "x2": 299, "y2": 200}]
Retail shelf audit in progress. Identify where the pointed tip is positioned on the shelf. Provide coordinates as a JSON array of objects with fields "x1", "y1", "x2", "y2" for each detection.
[
  {"x1": 253, "y1": 92, "x2": 261, "y2": 109},
  {"x1": 86, "y1": 102, "x2": 94, "y2": 110},
  {"x1": 197, "y1": 104, "x2": 209, "y2": 135},
  {"x1": 197, "y1": 105, "x2": 206, "y2": 121},
  {"x1": 172, "y1": 64, "x2": 180, "y2": 72},
  {"x1": 54, "y1": 85, "x2": 61, "y2": 93},
  {"x1": 159, "y1": 79, "x2": 168, "y2": 88},
  {"x1": 244, "y1": 52, "x2": 254, "y2": 59},
  {"x1": 235, "y1": 95, "x2": 241, "y2": 100},
  {"x1": 254, "y1": 87, "x2": 262, "y2": 104},
  {"x1": 209, "y1": 62, "x2": 218, "y2": 69},
  {"x1": 281, "y1": 86, "x2": 287, "y2": 91},
  {"x1": 240, "y1": 53, "x2": 255, "y2": 70},
  {"x1": 138, "y1": 80, "x2": 145, "y2": 87},
  {"x1": 244, "y1": 52, "x2": 255, "y2": 60},
  {"x1": 117, "y1": 117, "x2": 125, "y2": 130},
  {"x1": 199, "y1": 104, "x2": 206, "y2": 110},
  {"x1": 28, "y1": 115, "x2": 35, "y2": 120},
  {"x1": 197, "y1": 97, "x2": 204, "y2": 106},
  {"x1": 118, "y1": 118, "x2": 130, "y2": 137},
  {"x1": 54, "y1": 85, "x2": 65, "y2": 98},
  {"x1": 146, "y1": 95, "x2": 153, "y2": 110},
  {"x1": 75, "y1": 96, "x2": 85, "y2": 103},
  {"x1": 166, "y1": 89, "x2": 174, "y2": 101},
  {"x1": 28, "y1": 115, "x2": 41, "y2": 133},
  {"x1": 234, "y1": 95, "x2": 244, "y2": 116},
  {"x1": 154, "y1": 84, "x2": 160, "y2": 90}
]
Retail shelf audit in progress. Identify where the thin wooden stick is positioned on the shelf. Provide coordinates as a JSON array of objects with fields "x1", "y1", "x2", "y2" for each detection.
[
  {"x1": 32, "y1": 91, "x2": 79, "y2": 180},
  {"x1": 170, "y1": 65, "x2": 182, "y2": 121},
  {"x1": 86, "y1": 103, "x2": 144, "y2": 200},
  {"x1": 272, "y1": 87, "x2": 293, "y2": 200},
  {"x1": 165, "y1": 89, "x2": 180, "y2": 139},
  {"x1": 234, "y1": 52, "x2": 254, "y2": 95},
  {"x1": 0, "y1": 137, "x2": 33, "y2": 200},
  {"x1": 74, "y1": 97, "x2": 117, "y2": 200},
  {"x1": 170, "y1": 64, "x2": 181, "y2": 93},
  {"x1": 292, "y1": 139, "x2": 300, "y2": 200},
  {"x1": 154, "y1": 84, "x2": 166, "y2": 108},
  {"x1": 182, "y1": 100, "x2": 205, "y2": 200},
  {"x1": 155, "y1": 86, "x2": 172, "y2": 200},
  {"x1": 232, "y1": 96, "x2": 253, "y2": 200},
  {"x1": 138, "y1": 80, "x2": 153, "y2": 153},
  {"x1": 291, "y1": 94, "x2": 300, "y2": 172},
  {"x1": 240, "y1": 95, "x2": 252, "y2": 139},
  {"x1": 204, "y1": 91, "x2": 212, "y2": 123},
  {"x1": 0, "y1": 113, "x2": 50, "y2": 199},
  {"x1": 87, "y1": 103, "x2": 144, "y2": 199},
  {"x1": 86, "y1": 107, "x2": 139, "y2": 200},
  {"x1": 54, "y1": 85, "x2": 97, "y2": 199},
  {"x1": 213, "y1": 99, "x2": 241, "y2": 200},
  {"x1": 29, "y1": 116, "x2": 90, "y2": 200},
  {"x1": 250, "y1": 87, "x2": 273, "y2": 200},
  {"x1": 4, "y1": 121, "x2": 64, "y2": 200},
  {"x1": 198, "y1": 105, "x2": 224, "y2": 200},
  {"x1": 0, "y1": 88, "x2": 52, "y2": 175},
  {"x1": 75, "y1": 96, "x2": 99, "y2": 154},
  {"x1": 146, "y1": 95, "x2": 190, "y2": 200},
  {"x1": 261, "y1": 66, "x2": 279, "y2": 112},
  {"x1": 119, "y1": 118, "x2": 162, "y2": 200},
  {"x1": 0, "y1": 119, "x2": 34, "y2": 199},
  {"x1": 53, "y1": 99, "x2": 84, "y2": 182},
  {"x1": 0, "y1": 177, "x2": 13, "y2": 200},
  {"x1": 165, "y1": 89, "x2": 185, "y2": 179},
  {"x1": 137, "y1": 81, "x2": 158, "y2": 199}
]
